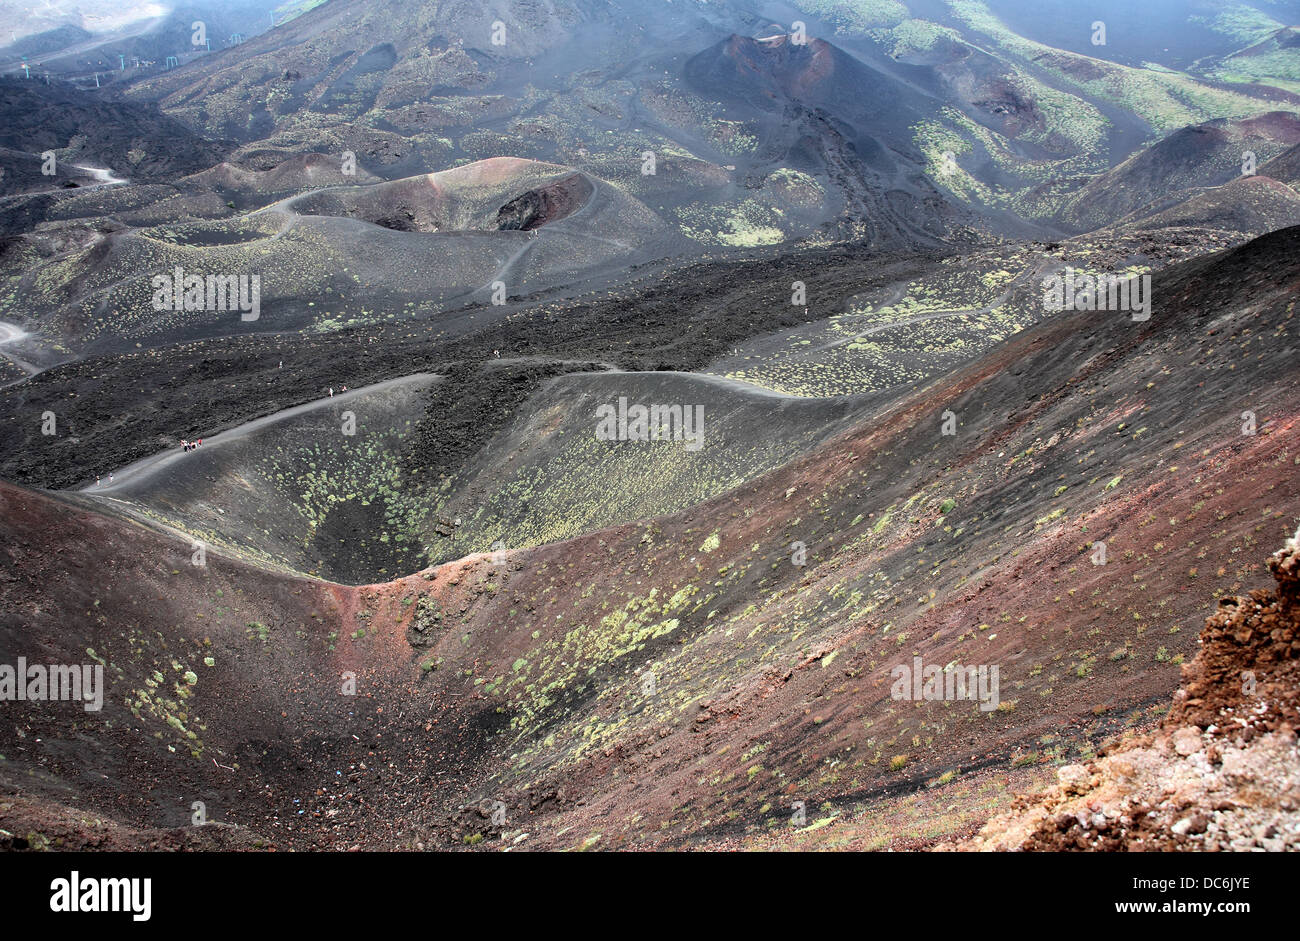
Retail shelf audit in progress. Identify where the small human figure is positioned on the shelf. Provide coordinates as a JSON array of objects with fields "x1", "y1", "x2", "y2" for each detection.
[{"x1": 329, "y1": 387, "x2": 334, "y2": 397}]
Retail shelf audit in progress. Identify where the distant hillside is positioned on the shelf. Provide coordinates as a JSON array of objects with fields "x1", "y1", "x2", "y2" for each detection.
[
  {"x1": 1111, "y1": 174, "x2": 1300, "y2": 237},
  {"x1": 1, "y1": 225, "x2": 1296, "y2": 850},
  {"x1": 1051, "y1": 112, "x2": 1300, "y2": 231},
  {"x1": 684, "y1": 33, "x2": 931, "y2": 169},
  {"x1": 1260, "y1": 140, "x2": 1300, "y2": 189},
  {"x1": 0, "y1": 76, "x2": 228, "y2": 181}
]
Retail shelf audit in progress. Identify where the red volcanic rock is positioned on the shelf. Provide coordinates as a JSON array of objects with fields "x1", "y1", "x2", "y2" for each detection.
[{"x1": 951, "y1": 538, "x2": 1300, "y2": 851}]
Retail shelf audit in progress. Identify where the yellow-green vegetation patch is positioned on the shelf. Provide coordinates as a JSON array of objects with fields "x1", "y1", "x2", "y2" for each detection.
[
  {"x1": 679, "y1": 200, "x2": 786, "y2": 247},
  {"x1": 948, "y1": 0, "x2": 1287, "y2": 133},
  {"x1": 884, "y1": 18, "x2": 962, "y2": 55},
  {"x1": 799, "y1": 0, "x2": 909, "y2": 33}
]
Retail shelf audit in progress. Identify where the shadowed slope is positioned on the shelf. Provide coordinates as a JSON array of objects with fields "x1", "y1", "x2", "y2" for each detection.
[{"x1": 1, "y1": 227, "x2": 1296, "y2": 850}]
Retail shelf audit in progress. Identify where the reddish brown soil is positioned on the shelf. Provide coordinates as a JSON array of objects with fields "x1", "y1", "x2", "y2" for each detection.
[
  {"x1": 1166, "y1": 542, "x2": 1300, "y2": 736},
  {"x1": 1, "y1": 228, "x2": 1298, "y2": 851},
  {"x1": 0, "y1": 793, "x2": 276, "y2": 851},
  {"x1": 955, "y1": 537, "x2": 1300, "y2": 851}
]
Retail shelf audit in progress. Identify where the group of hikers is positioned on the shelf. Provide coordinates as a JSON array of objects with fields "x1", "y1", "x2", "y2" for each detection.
[
  {"x1": 96, "y1": 377, "x2": 359, "y2": 487},
  {"x1": 179, "y1": 379, "x2": 348, "y2": 451}
]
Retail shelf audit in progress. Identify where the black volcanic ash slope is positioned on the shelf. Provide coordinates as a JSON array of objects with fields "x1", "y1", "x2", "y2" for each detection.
[
  {"x1": 0, "y1": 77, "x2": 229, "y2": 183},
  {"x1": 1052, "y1": 112, "x2": 1300, "y2": 232},
  {"x1": 685, "y1": 33, "x2": 931, "y2": 168},
  {"x1": 685, "y1": 33, "x2": 964, "y2": 245}
]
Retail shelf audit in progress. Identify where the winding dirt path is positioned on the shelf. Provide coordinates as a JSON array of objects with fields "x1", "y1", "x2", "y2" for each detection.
[{"x1": 76, "y1": 373, "x2": 437, "y2": 494}]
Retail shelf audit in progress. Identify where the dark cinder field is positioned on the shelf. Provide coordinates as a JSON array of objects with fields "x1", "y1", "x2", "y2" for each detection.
[{"x1": 0, "y1": 0, "x2": 1298, "y2": 854}]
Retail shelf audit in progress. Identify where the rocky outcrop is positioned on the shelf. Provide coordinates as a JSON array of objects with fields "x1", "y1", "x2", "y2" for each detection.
[
  {"x1": 494, "y1": 173, "x2": 592, "y2": 231},
  {"x1": 950, "y1": 533, "x2": 1300, "y2": 851}
]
